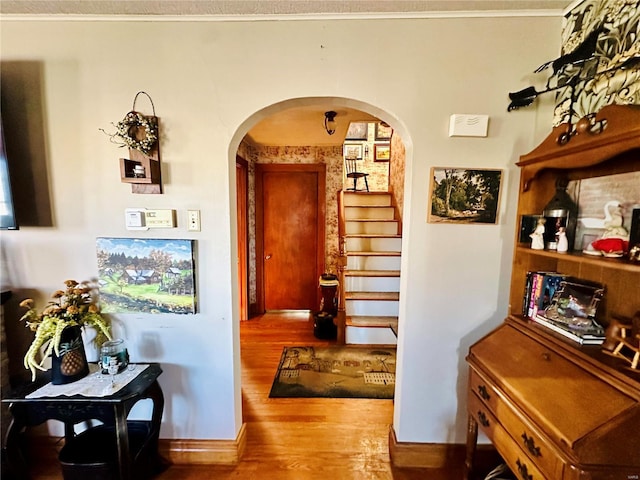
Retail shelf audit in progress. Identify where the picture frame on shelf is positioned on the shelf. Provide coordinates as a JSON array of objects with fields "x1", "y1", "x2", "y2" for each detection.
[
  {"x1": 540, "y1": 278, "x2": 605, "y2": 327},
  {"x1": 343, "y1": 143, "x2": 363, "y2": 160},
  {"x1": 375, "y1": 122, "x2": 392, "y2": 141},
  {"x1": 345, "y1": 122, "x2": 368, "y2": 141},
  {"x1": 374, "y1": 143, "x2": 390, "y2": 162},
  {"x1": 428, "y1": 167, "x2": 503, "y2": 224}
]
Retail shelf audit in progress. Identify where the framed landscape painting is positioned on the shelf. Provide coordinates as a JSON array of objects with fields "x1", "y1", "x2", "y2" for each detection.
[
  {"x1": 96, "y1": 237, "x2": 197, "y2": 314},
  {"x1": 428, "y1": 167, "x2": 503, "y2": 224}
]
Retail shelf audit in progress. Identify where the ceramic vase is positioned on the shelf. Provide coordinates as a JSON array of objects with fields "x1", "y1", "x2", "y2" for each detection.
[{"x1": 51, "y1": 325, "x2": 89, "y2": 385}]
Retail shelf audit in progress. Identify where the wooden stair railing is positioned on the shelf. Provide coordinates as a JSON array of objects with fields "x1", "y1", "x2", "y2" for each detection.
[{"x1": 336, "y1": 189, "x2": 347, "y2": 345}]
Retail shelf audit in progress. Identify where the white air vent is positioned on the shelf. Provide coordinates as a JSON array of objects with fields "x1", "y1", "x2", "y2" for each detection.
[{"x1": 448, "y1": 114, "x2": 489, "y2": 137}]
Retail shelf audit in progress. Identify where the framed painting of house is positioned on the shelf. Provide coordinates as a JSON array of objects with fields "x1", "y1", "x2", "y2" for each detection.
[
  {"x1": 428, "y1": 167, "x2": 503, "y2": 224},
  {"x1": 96, "y1": 237, "x2": 197, "y2": 314}
]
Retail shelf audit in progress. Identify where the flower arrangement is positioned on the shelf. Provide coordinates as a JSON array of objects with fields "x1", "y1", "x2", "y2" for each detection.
[
  {"x1": 102, "y1": 110, "x2": 158, "y2": 155},
  {"x1": 19, "y1": 279, "x2": 112, "y2": 381}
]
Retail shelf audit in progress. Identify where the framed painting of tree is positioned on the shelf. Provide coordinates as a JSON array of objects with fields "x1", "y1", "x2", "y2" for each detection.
[
  {"x1": 96, "y1": 237, "x2": 197, "y2": 314},
  {"x1": 427, "y1": 167, "x2": 503, "y2": 224}
]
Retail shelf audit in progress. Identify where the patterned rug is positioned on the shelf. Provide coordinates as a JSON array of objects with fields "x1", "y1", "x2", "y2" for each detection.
[{"x1": 269, "y1": 345, "x2": 396, "y2": 399}]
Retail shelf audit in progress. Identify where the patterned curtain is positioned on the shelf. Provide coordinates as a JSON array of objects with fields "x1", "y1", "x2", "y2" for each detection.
[{"x1": 553, "y1": 0, "x2": 640, "y2": 126}]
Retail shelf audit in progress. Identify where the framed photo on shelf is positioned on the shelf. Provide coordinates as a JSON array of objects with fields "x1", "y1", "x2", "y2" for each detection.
[
  {"x1": 375, "y1": 122, "x2": 392, "y2": 141},
  {"x1": 427, "y1": 167, "x2": 503, "y2": 224},
  {"x1": 345, "y1": 122, "x2": 368, "y2": 141},
  {"x1": 343, "y1": 143, "x2": 363, "y2": 160},
  {"x1": 539, "y1": 279, "x2": 605, "y2": 327},
  {"x1": 374, "y1": 143, "x2": 390, "y2": 162}
]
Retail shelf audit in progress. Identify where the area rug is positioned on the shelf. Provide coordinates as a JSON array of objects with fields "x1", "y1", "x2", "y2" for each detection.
[{"x1": 269, "y1": 345, "x2": 396, "y2": 399}]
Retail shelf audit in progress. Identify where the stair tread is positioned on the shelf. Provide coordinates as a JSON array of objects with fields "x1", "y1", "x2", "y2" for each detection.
[
  {"x1": 344, "y1": 191, "x2": 390, "y2": 195},
  {"x1": 346, "y1": 315, "x2": 399, "y2": 328},
  {"x1": 345, "y1": 270, "x2": 401, "y2": 277},
  {"x1": 346, "y1": 205, "x2": 393, "y2": 209},
  {"x1": 345, "y1": 291, "x2": 400, "y2": 301},
  {"x1": 346, "y1": 219, "x2": 398, "y2": 222},
  {"x1": 345, "y1": 234, "x2": 402, "y2": 238},
  {"x1": 347, "y1": 251, "x2": 401, "y2": 256}
]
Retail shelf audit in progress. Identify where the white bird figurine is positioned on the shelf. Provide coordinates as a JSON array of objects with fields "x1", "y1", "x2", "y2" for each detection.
[{"x1": 579, "y1": 200, "x2": 623, "y2": 230}]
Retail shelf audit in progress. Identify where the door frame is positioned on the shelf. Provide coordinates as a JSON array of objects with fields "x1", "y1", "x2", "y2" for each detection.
[
  {"x1": 236, "y1": 155, "x2": 249, "y2": 320},
  {"x1": 255, "y1": 163, "x2": 326, "y2": 313}
]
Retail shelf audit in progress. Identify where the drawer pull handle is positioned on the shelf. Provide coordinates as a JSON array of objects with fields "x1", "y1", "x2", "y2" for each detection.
[
  {"x1": 477, "y1": 410, "x2": 490, "y2": 427},
  {"x1": 541, "y1": 352, "x2": 550, "y2": 361},
  {"x1": 521, "y1": 432, "x2": 541, "y2": 457},
  {"x1": 516, "y1": 459, "x2": 533, "y2": 480},
  {"x1": 477, "y1": 385, "x2": 491, "y2": 401}
]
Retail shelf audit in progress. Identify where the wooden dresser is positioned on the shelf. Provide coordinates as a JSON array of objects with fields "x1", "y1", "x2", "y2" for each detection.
[
  {"x1": 466, "y1": 316, "x2": 640, "y2": 479},
  {"x1": 464, "y1": 105, "x2": 640, "y2": 480}
]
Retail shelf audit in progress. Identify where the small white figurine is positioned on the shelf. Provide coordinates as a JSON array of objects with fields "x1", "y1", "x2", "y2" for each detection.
[
  {"x1": 601, "y1": 203, "x2": 629, "y2": 240},
  {"x1": 530, "y1": 218, "x2": 545, "y2": 250},
  {"x1": 557, "y1": 227, "x2": 568, "y2": 253}
]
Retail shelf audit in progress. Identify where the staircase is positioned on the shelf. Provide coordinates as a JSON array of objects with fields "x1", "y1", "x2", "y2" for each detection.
[{"x1": 340, "y1": 191, "x2": 401, "y2": 345}]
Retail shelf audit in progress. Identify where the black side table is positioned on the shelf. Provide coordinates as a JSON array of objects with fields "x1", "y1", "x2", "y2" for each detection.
[{"x1": 2, "y1": 363, "x2": 163, "y2": 480}]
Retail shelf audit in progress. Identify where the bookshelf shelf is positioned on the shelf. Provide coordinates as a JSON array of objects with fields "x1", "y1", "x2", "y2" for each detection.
[{"x1": 515, "y1": 244, "x2": 640, "y2": 273}]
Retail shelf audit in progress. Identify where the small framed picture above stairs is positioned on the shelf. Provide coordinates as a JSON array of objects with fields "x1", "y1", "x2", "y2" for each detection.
[{"x1": 341, "y1": 191, "x2": 401, "y2": 345}]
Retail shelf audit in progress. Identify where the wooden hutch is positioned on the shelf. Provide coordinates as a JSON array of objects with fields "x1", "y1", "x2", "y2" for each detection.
[{"x1": 465, "y1": 104, "x2": 640, "y2": 479}]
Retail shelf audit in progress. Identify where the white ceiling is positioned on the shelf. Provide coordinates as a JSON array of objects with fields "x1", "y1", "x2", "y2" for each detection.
[{"x1": 1, "y1": 0, "x2": 574, "y2": 146}]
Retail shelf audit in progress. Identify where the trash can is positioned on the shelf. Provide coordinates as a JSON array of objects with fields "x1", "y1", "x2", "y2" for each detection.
[
  {"x1": 314, "y1": 273, "x2": 339, "y2": 339},
  {"x1": 318, "y1": 273, "x2": 339, "y2": 316},
  {"x1": 58, "y1": 421, "x2": 157, "y2": 480}
]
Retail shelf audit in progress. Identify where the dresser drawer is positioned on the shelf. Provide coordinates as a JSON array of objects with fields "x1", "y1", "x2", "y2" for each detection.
[
  {"x1": 468, "y1": 379, "x2": 564, "y2": 479},
  {"x1": 469, "y1": 368, "x2": 499, "y2": 412},
  {"x1": 468, "y1": 393, "x2": 547, "y2": 480}
]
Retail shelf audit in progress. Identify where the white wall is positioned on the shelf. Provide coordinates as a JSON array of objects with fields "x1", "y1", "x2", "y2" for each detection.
[{"x1": 0, "y1": 14, "x2": 560, "y2": 443}]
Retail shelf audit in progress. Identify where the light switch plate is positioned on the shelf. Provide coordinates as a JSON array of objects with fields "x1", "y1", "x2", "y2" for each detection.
[{"x1": 188, "y1": 210, "x2": 201, "y2": 231}]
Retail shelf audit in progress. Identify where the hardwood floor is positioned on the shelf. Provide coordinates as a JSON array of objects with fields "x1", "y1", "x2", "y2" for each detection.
[{"x1": 25, "y1": 312, "x2": 465, "y2": 479}]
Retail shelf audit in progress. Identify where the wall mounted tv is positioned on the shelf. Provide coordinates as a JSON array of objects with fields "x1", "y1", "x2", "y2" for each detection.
[{"x1": 0, "y1": 117, "x2": 18, "y2": 229}]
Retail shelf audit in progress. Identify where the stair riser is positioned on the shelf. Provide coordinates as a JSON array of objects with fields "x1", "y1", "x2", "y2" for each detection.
[
  {"x1": 346, "y1": 237, "x2": 402, "y2": 252},
  {"x1": 346, "y1": 221, "x2": 398, "y2": 235},
  {"x1": 345, "y1": 326, "x2": 398, "y2": 345},
  {"x1": 345, "y1": 207, "x2": 395, "y2": 220},
  {"x1": 345, "y1": 276, "x2": 400, "y2": 293},
  {"x1": 346, "y1": 300, "x2": 399, "y2": 317},
  {"x1": 344, "y1": 193, "x2": 391, "y2": 207},
  {"x1": 347, "y1": 256, "x2": 401, "y2": 271}
]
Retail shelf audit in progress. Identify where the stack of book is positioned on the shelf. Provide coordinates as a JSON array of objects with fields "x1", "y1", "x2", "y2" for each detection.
[
  {"x1": 532, "y1": 314, "x2": 606, "y2": 345},
  {"x1": 524, "y1": 274, "x2": 606, "y2": 345},
  {"x1": 522, "y1": 271, "x2": 567, "y2": 319}
]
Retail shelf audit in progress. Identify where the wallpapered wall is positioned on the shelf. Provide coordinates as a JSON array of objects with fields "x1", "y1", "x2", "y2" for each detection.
[
  {"x1": 554, "y1": 0, "x2": 640, "y2": 125},
  {"x1": 237, "y1": 141, "x2": 343, "y2": 308}
]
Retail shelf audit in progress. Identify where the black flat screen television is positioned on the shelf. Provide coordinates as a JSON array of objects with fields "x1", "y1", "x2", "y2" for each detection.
[{"x1": 0, "y1": 117, "x2": 18, "y2": 229}]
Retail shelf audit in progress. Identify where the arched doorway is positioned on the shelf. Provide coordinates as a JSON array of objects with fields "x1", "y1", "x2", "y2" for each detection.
[{"x1": 228, "y1": 96, "x2": 411, "y2": 420}]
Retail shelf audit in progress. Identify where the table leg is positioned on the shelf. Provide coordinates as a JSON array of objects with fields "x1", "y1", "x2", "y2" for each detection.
[
  {"x1": 114, "y1": 405, "x2": 132, "y2": 480},
  {"x1": 463, "y1": 414, "x2": 478, "y2": 480},
  {"x1": 3, "y1": 416, "x2": 29, "y2": 480}
]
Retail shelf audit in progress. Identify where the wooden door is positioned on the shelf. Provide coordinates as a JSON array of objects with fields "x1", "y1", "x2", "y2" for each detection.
[
  {"x1": 236, "y1": 156, "x2": 249, "y2": 320},
  {"x1": 256, "y1": 164, "x2": 326, "y2": 312}
]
